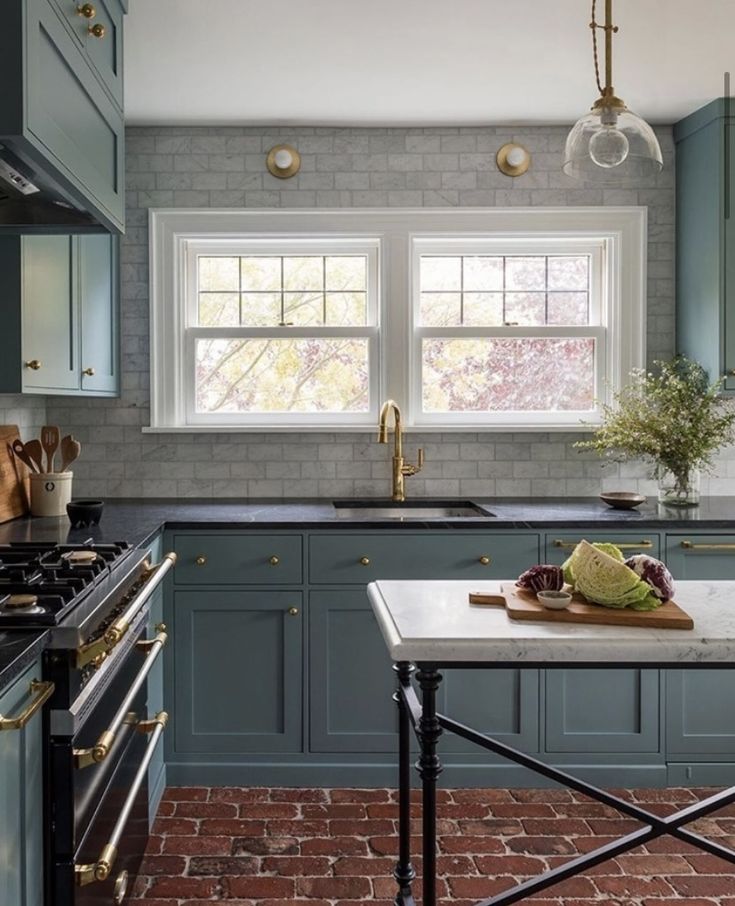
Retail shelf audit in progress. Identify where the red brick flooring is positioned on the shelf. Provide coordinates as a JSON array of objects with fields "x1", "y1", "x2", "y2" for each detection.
[{"x1": 131, "y1": 786, "x2": 735, "y2": 905}]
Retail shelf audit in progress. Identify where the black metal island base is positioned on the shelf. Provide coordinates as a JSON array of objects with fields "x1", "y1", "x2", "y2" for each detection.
[{"x1": 368, "y1": 579, "x2": 735, "y2": 906}]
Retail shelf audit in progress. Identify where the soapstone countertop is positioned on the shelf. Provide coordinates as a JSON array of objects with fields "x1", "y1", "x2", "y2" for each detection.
[{"x1": 368, "y1": 579, "x2": 735, "y2": 665}]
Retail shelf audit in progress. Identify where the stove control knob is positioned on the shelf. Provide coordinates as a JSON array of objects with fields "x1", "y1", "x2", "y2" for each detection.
[{"x1": 195, "y1": 556, "x2": 207, "y2": 566}]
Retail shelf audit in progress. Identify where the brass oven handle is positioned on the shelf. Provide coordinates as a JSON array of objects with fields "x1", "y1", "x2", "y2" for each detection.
[
  {"x1": 75, "y1": 712, "x2": 168, "y2": 886},
  {"x1": 0, "y1": 680, "x2": 54, "y2": 731},
  {"x1": 681, "y1": 541, "x2": 735, "y2": 551},
  {"x1": 75, "y1": 552, "x2": 177, "y2": 668},
  {"x1": 73, "y1": 629, "x2": 167, "y2": 768},
  {"x1": 553, "y1": 539, "x2": 653, "y2": 550}
]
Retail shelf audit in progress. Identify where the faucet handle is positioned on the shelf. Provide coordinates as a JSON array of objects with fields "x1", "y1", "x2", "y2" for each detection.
[{"x1": 402, "y1": 448, "x2": 425, "y2": 477}]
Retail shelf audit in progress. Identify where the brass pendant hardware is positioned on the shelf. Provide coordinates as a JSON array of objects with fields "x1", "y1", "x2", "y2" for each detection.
[
  {"x1": 76, "y1": 3, "x2": 96, "y2": 17},
  {"x1": 88, "y1": 22, "x2": 105, "y2": 37},
  {"x1": 266, "y1": 144, "x2": 301, "y2": 179},
  {"x1": 195, "y1": 555, "x2": 207, "y2": 566},
  {"x1": 478, "y1": 556, "x2": 491, "y2": 566},
  {"x1": 269, "y1": 555, "x2": 280, "y2": 566},
  {"x1": 82, "y1": 367, "x2": 95, "y2": 377},
  {"x1": 288, "y1": 607, "x2": 299, "y2": 616},
  {"x1": 496, "y1": 143, "x2": 531, "y2": 178},
  {"x1": 24, "y1": 359, "x2": 41, "y2": 370},
  {"x1": 0, "y1": 680, "x2": 54, "y2": 731},
  {"x1": 359, "y1": 556, "x2": 371, "y2": 566}
]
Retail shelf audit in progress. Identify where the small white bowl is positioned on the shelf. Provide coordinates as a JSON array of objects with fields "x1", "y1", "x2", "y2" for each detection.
[{"x1": 536, "y1": 590, "x2": 573, "y2": 610}]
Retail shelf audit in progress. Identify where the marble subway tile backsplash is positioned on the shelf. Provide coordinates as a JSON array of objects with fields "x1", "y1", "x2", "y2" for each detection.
[{"x1": 44, "y1": 123, "x2": 692, "y2": 499}]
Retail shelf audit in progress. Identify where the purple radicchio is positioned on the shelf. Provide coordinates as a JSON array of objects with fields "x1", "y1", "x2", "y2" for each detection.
[
  {"x1": 624, "y1": 555, "x2": 676, "y2": 601},
  {"x1": 516, "y1": 564, "x2": 564, "y2": 594}
]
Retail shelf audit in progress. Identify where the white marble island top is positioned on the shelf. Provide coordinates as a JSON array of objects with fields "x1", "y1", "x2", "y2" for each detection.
[{"x1": 367, "y1": 580, "x2": 735, "y2": 664}]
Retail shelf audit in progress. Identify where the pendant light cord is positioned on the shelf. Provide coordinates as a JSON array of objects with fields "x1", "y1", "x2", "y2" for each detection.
[{"x1": 590, "y1": 0, "x2": 604, "y2": 95}]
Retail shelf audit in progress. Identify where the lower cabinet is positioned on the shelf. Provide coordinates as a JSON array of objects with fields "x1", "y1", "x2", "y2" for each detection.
[
  {"x1": 0, "y1": 661, "x2": 45, "y2": 906},
  {"x1": 172, "y1": 590, "x2": 303, "y2": 754}
]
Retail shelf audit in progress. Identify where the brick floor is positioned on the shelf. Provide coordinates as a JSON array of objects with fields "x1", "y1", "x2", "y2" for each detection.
[{"x1": 131, "y1": 787, "x2": 735, "y2": 904}]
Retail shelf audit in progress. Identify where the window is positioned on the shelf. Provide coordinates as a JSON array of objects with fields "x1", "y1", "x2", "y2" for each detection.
[{"x1": 150, "y1": 208, "x2": 646, "y2": 431}]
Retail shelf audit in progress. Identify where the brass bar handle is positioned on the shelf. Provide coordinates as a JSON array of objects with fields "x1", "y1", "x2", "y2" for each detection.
[
  {"x1": 88, "y1": 22, "x2": 105, "y2": 37},
  {"x1": 76, "y1": 3, "x2": 96, "y2": 17},
  {"x1": 24, "y1": 359, "x2": 41, "y2": 371},
  {"x1": 0, "y1": 680, "x2": 54, "y2": 731},
  {"x1": 553, "y1": 540, "x2": 653, "y2": 550},
  {"x1": 74, "y1": 630, "x2": 167, "y2": 769},
  {"x1": 75, "y1": 713, "x2": 167, "y2": 886},
  {"x1": 75, "y1": 553, "x2": 177, "y2": 668},
  {"x1": 681, "y1": 541, "x2": 735, "y2": 551}
]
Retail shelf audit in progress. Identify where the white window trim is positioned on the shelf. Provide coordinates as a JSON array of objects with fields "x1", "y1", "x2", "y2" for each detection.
[{"x1": 148, "y1": 207, "x2": 647, "y2": 433}]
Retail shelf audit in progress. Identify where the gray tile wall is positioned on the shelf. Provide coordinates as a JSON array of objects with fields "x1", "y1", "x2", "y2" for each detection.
[
  {"x1": 45, "y1": 124, "x2": 711, "y2": 500},
  {"x1": 0, "y1": 395, "x2": 46, "y2": 443}
]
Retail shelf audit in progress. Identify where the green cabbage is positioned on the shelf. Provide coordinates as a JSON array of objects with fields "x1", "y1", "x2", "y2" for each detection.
[
  {"x1": 562, "y1": 541, "x2": 624, "y2": 586},
  {"x1": 565, "y1": 540, "x2": 662, "y2": 611}
]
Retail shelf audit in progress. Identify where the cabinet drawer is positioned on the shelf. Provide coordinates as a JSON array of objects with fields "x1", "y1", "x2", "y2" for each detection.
[
  {"x1": 665, "y1": 534, "x2": 735, "y2": 579},
  {"x1": 544, "y1": 532, "x2": 661, "y2": 564},
  {"x1": 173, "y1": 534, "x2": 303, "y2": 585},
  {"x1": 309, "y1": 532, "x2": 539, "y2": 584}
]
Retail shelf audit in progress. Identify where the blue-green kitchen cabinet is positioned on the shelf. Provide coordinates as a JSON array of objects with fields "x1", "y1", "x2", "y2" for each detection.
[
  {"x1": 664, "y1": 532, "x2": 735, "y2": 761},
  {"x1": 0, "y1": 0, "x2": 126, "y2": 232},
  {"x1": 0, "y1": 233, "x2": 119, "y2": 396},
  {"x1": 0, "y1": 661, "x2": 47, "y2": 906},
  {"x1": 675, "y1": 99, "x2": 735, "y2": 390}
]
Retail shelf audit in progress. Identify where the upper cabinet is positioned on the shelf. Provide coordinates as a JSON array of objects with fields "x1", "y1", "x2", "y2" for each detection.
[
  {"x1": 0, "y1": 0, "x2": 126, "y2": 233},
  {"x1": 675, "y1": 99, "x2": 735, "y2": 391}
]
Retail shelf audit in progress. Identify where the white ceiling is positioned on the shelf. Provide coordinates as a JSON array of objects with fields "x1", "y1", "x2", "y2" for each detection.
[{"x1": 124, "y1": 1, "x2": 733, "y2": 126}]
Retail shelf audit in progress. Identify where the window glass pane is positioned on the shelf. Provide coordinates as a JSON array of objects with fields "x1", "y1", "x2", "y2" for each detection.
[
  {"x1": 195, "y1": 338, "x2": 370, "y2": 414},
  {"x1": 283, "y1": 257, "x2": 323, "y2": 291},
  {"x1": 463, "y1": 293, "x2": 504, "y2": 326},
  {"x1": 199, "y1": 257, "x2": 239, "y2": 291},
  {"x1": 463, "y1": 257, "x2": 503, "y2": 291},
  {"x1": 198, "y1": 293, "x2": 240, "y2": 327},
  {"x1": 504, "y1": 292, "x2": 546, "y2": 326},
  {"x1": 420, "y1": 257, "x2": 461, "y2": 291},
  {"x1": 326, "y1": 256, "x2": 367, "y2": 291},
  {"x1": 326, "y1": 292, "x2": 367, "y2": 326},
  {"x1": 547, "y1": 256, "x2": 589, "y2": 291},
  {"x1": 420, "y1": 292, "x2": 462, "y2": 326},
  {"x1": 283, "y1": 292, "x2": 324, "y2": 326},
  {"x1": 505, "y1": 256, "x2": 546, "y2": 291},
  {"x1": 240, "y1": 292, "x2": 281, "y2": 327},
  {"x1": 422, "y1": 337, "x2": 595, "y2": 412},
  {"x1": 240, "y1": 257, "x2": 281, "y2": 292},
  {"x1": 547, "y1": 292, "x2": 589, "y2": 326}
]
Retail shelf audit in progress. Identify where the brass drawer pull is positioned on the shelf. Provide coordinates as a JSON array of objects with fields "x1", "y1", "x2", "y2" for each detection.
[
  {"x1": 195, "y1": 555, "x2": 207, "y2": 566},
  {"x1": 82, "y1": 367, "x2": 96, "y2": 377},
  {"x1": 359, "y1": 556, "x2": 371, "y2": 566},
  {"x1": 88, "y1": 22, "x2": 106, "y2": 37},
  {"x1": 288, "y1": 607, "x2": 299, "y2": 616},
  {"x1": 24, "y1": 359, "x2": 41, "y2": 371},
  {"x1": 478, "y1": 556, "x2": 490, "y2": 566},
  {"x1": 553, "y1": 539, "x2": 653, "y2": 550},
  {"x1": 269, "y1": 555, "x2": 280, "y2": 566},
  {"x1": 77, "y1": 2, "x2": 96, "y2": 17},
  {"x1": 681, "y1": 541, "x2": 735, "y2": 551},
  {"x1": 0, "y1": 679, "x2": 54, "y2": 731}
]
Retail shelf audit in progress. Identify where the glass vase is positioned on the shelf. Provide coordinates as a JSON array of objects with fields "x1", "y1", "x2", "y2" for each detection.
[{"x1": 657, "y1": 468, "x2": 701, "y2": 506}]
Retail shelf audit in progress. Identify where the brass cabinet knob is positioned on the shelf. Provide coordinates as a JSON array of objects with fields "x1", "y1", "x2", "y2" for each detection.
[
  {"x1": 82, "y1": 367, "x2": 96, "y2": 377},
  {"x1": 269, "y1": 555, "x2": 280, "y2": 566},
  {"x1": 195, "y1": 556, "x2": 207, "y2": 566},
  {"x1": 288, "y1": 607, "x2": 299, "y2": 616},
  {"x1": 88, "y1": 22, "x2": 106, "y2": 37},
  {"x1": 24, "y1": 359, "x2": 41, "y2": 371},
  {"x1": 478, "y1": 556, "x2": 491, "y2": 565},
  {"x1": 359, "y1": 556, "x2": 371, "y2": 566},
  {"x1": 77, "y1": 3, "x2": 96, "y2": 17}
]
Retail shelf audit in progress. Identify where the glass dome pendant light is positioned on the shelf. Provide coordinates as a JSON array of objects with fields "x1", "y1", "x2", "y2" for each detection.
[{"x1": 563, "y1": 0, "x2": 663, "y2": 181}]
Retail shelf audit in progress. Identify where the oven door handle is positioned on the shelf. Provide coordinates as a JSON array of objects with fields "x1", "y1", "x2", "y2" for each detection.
[
  {"x1": 75, "y1": 711, "x2": 168, "y2": 886},
  {"x1": 73, "y1": 628, "x2": 167, "y2": 769},
  {"x1": 75, "y1": 552, "x2": 176, "y2": 668}
]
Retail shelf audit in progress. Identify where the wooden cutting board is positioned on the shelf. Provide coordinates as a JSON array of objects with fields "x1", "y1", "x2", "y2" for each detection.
[
  {"x1": 0, "y1": 426, "x2": 30, "y2": 523},
  {"x1": 500, "y1": 585, "x2": 694, "y2": 630}
]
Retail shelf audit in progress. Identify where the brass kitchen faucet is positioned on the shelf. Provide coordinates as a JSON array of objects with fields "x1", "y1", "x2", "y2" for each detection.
[{"x1": 377, "y1": 399, "x2": 424, "y2": 502}]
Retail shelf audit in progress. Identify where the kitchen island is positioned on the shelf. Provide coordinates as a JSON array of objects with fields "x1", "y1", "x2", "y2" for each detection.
[{"x1": 368, "y1": 579, "x2": 735, "y2": 906}]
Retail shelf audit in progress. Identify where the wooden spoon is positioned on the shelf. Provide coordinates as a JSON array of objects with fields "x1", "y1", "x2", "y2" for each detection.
[
  {"x1": 59, "y1": 435, "x2": 81, "y2": 473},
  {"x1": 11, "y1": 439, "x2": 39, "y2": 474},
  {"x1": 41, "y1": 425, "x2": 60, "y2": 473},
  {"x1": 25, "y1": 439, "x2": 45, "y2": 474}
]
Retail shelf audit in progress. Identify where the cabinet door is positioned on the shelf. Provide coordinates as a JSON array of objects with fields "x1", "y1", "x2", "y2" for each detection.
[
  {"x1": 22, "y1": 236, "x2": 78, "y2": 392},
  {"x1": 545, "y1": 669, "x2": 660, "y2": 753},
  {"x1": 79, "y1": 234, "x2": 119, "y2": 395},
  {"x1": 173, "y1": 591, "x2": 303, "y2": 754},
  {"x1": 83, "y1": 0, "x2": 124, "y2": 109},
  {"x1": 665, "y1": 534, "x2": 735, "y2": 579},
  {"x1": 0, "y1": 662, "x2": 45, "y2": 906}
]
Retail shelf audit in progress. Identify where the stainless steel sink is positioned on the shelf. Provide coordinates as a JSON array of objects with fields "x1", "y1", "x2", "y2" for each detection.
[{"x1": 333, "y1": 500, "x2": 494, "y2": 519}]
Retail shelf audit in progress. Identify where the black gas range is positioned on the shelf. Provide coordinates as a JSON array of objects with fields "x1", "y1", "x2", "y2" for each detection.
[{"x1": 0, "y1": 538, "x2": 176, "y2": 906}]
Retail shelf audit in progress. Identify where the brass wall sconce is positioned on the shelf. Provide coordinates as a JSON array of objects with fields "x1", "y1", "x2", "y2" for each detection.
[
  {"x1": 266, "y1": 144, "x2": 301, "y2": 179},
  {"x1": 496, "y1": 143, "x2": 531, "y2": 177}
]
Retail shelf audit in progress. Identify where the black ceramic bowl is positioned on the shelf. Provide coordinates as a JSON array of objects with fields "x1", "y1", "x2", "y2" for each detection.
[{"x1": 66, "y1": 499, "x2": 104, "y2": 527}]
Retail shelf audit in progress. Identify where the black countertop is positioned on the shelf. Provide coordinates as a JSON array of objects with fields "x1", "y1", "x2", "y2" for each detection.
[{"x1": 1, "y1": 496, "x2": 734, "y2": 689}]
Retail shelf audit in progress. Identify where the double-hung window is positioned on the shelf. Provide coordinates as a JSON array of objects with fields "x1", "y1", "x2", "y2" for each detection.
[{"x1": 150, "y1": 207, "x2": 646, "y2": 431}]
